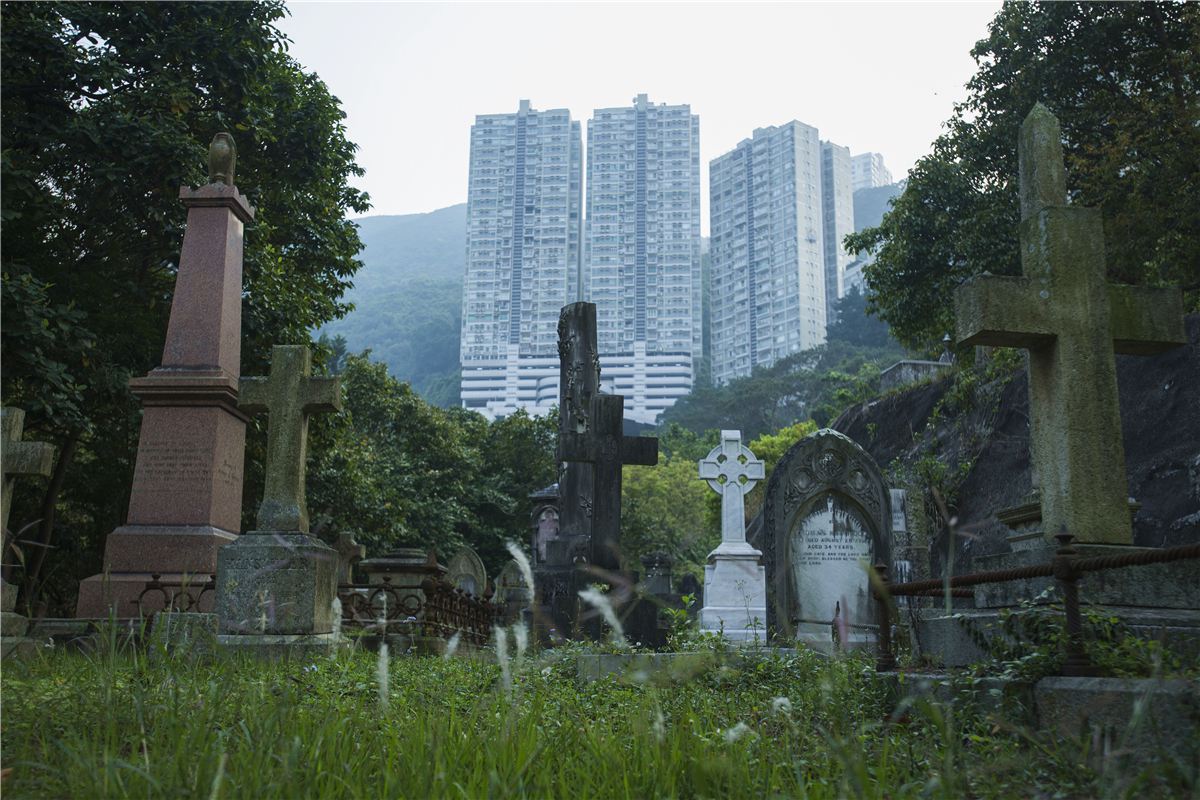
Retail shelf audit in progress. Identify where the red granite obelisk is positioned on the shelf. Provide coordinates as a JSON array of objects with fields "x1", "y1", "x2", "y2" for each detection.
[{"x1": 76, "y1": 134, "x2": 254, "y2": 618}]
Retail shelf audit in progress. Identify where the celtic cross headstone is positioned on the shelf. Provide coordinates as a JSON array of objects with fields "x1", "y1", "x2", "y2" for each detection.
[{"x1": 697, "y1": 430, "x2": 768, "y2": 642}]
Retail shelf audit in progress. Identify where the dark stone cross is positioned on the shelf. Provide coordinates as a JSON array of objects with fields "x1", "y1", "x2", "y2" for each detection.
[
  {"x1": 1, "y1": 408, "x2": 55, "y2": 535},
  {"x1": 555, "y1": 302, "x2": 658, "y2": 573},
  {"x1": 239, "y1": 346, "x2": 341, "y2": 533},
  {"x1": 954, "y1": 103, "x2": 1186, "y2": 545}
]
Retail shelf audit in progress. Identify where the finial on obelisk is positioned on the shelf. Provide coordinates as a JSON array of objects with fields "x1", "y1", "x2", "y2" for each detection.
[
  {"x1": 208, "y1": 132, "x2": 237, "y2": 186},
  {"x1": 1018, "y1": 103, "x2": 1067, "y2": 221}
]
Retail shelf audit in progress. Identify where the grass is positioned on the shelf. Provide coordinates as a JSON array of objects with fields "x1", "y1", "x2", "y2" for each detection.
[{"x1": 0, "y1": 636, "x2": 1188, "y2": 799}]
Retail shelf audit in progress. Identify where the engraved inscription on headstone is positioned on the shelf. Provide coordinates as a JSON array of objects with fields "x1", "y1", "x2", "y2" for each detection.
[{"x1": 791, "y1": 496, "x2": 874, "y2": 634}]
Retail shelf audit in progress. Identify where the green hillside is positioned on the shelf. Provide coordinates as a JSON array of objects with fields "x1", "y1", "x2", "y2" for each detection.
[{"x1": 325, "y1": 204, "x2": 467, "y2": 407}]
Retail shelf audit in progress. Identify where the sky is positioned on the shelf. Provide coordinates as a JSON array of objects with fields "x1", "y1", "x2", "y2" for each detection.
[{"x1": 280, "y1": 2, "x2": 1001, "y2": 233}]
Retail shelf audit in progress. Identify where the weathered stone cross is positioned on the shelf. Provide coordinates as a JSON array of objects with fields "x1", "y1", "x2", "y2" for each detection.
[
  {"x1": 954, "y1": 103, "x2": 1186, "y2": 545},
  {"x1": 556, "y1": 302, "x2": 658, "y2": 572},
  {"x1": 240, "y1": 346, "x2": 341, "y2": 533},
  {"x1": 1, "y1": 408, "x2": 55, "y2": 535},
  {"x1": 699, "y1": 430, "x2": 765, "y2": 556}
]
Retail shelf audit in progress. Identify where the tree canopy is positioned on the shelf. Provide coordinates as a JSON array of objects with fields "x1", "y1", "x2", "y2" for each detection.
[
  {"x1": 847, "y1": 2, "x2": 1200, "y2": 353},
  {"x1": 0, "y1": 2, "x2": 369, "y2": 609}
]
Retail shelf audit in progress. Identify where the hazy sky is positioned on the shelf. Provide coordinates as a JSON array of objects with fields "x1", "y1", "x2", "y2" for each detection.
[{"x1": 280, "y1": 2, "x2": 1000, "y2": 232}]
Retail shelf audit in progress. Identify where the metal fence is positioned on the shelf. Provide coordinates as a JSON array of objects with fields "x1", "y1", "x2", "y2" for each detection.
[{"x1": 872, "y1": 532, "x2": 1200, "y2": 676}]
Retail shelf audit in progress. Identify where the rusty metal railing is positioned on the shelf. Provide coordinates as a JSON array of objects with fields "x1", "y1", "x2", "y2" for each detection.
[
  {"x1": 873, "y1": 532, "x2": 1200, "y2": 676},
  {"x1": 134, "y1": 573, "x2": 217, "y2": 615}
]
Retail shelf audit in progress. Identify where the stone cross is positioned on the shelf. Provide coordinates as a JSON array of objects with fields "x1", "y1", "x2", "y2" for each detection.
[
  {"x1": 333, "y1": 532, "x2": 365, "y2": 584},
  {"x1": 556, "y1": 302, "x2": 658, "y2": 572},
  {"x1": 699, "y1": 430, "x2": 764, "y2": 556},
  {"x1": 559, "y1": 392, "x2": 659, "y2": 573},
  {"x1": 954, "y1": 103, "x2": 1186, "y2": 545},
  {"x1": 1, "y1": 408, "x2": 55, "y2": 536},
  {"x1": 240, "y1": 346, "x2": 341, "y2": 533}
]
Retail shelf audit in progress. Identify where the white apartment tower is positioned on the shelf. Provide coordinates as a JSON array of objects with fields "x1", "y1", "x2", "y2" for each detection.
[
  {"x1": 460, "y1": 100, "x2": 582, "y2": 418},
  {"x1": 709, "y1": 122, "x2": 826, "y2": 385},
  {"x1": 585, "y1": 94, "x2": 701, "y2": 423},
  {"x1": 821, "y1": 141, "x2": 855, "y2": 322},
  {"x1": 851, "y1": 152, "x2": 893, "y2": 192}
]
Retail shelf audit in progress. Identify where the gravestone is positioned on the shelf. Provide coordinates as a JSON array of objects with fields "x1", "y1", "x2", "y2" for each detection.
[
  {"x1": 333, "y1": 532, "x2": 366, "y2": 584},
  {"x1": 698, "y1": 430, "x2": 768, "y2": 642},
  {"x1": 760, "y1": 429, "x2": 891, "y2": 652},
  {"x1": 529, "y1": 483, "x2": 560, "y2": 566},
  {"x1": 77, "y1": 134, "x2": 254, "y2": 618},
  {"x1": 1, "y1": 408, "x2": 55, "y2": 649},
  {"x1": 446, "y1": 546, "x2": 487, "y2": 596},
  {"x1": 536, "y1": 302, "x2": 658, "y2": 642},
  {"x1": 916, "y1": 105, "x2": 1196, "y2": 666},
  {"x1": 494, "y1": 560, "x2": 532, "y2": 625},
  {"x1": 215, "y1": 345, "x2": 342, "y2": 655},
  {"x1": 955, "y1": 103, "x2": 1186, "y2": 548}
]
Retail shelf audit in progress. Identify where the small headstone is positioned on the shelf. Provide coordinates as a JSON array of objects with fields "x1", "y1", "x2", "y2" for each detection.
[
  {"x1": 446, "y1": 546, "x2": 487, "y2": 597},
  {"x1": 760, "y1": 429, "x2": 891, "y2": 652},
  {"x1": 333, "y1": 532, "x2": 366, "y2": 584},
  {"x1": 495, "y1": 560, "x2": 532, "y2": 624},
  {"x1": 215, "y1": 345, "x2": 343, "y2": 654},
  {"x1": 697, "y1": 430, "x2": 768, "y2": 642}
]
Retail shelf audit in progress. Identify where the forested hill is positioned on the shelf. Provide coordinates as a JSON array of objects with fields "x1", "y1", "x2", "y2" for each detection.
[{"x1": 324, "y1": 204, "x2": 467, "y2": 407}]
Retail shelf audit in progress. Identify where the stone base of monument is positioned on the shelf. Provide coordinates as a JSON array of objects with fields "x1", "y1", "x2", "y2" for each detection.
[
  {"x1": 215, "y1": 532, "x2": 339, "y2": 648},
  {"x1": 75, "y1": 524, "x2": 235, "y2": 618},
  {"x1": 699, "y1": 548, "x2": 768, "y2": 643},
  {"x1": 972, "y1": 544, "x2": 1200, "y2": 609},
  {"x1": 794, "y1": 622, "x2": 877, "y2": 655},
  {"x1": 215, "y1": 632, "x2": 345, "y2": 659},
  {"x1": 916, "y1": 606, "x2": 1200, "y2": 668},
  {"x1": 148, "y1": 611, "x2": 218, "y2": 660}
]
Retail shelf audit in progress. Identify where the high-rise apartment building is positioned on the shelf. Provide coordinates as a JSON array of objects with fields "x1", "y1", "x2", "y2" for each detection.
[
  {"x1": 460, "y1": 100, "x2": 582, "y2": 419},
  {"x1": 585, "y1": 94, "x2": 701, "y2": 423},
  {"x1": 709, "y1": 122, "x2": 826, "y2": 385},
  {"x1": 821, "y1": 141, "x2": 855, "y2": 322},
  {"x1": 851, "y1": 152, "x2": 893, "y2": 192}
]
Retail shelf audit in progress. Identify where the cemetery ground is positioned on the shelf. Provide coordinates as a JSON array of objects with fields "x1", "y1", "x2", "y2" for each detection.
[{"x1": 2, "y1": 629, "x2": 1197, "y2": 799}]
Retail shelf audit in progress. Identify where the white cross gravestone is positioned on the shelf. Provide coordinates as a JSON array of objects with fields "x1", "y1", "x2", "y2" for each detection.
[{"x1": 698, "y1": 430, "x2": 767, "y2": 642}]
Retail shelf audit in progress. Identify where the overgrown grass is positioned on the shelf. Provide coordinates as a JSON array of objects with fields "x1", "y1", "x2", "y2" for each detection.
[{"x1": 0, "y1": 640, "x2": 1181, "y2": 798}]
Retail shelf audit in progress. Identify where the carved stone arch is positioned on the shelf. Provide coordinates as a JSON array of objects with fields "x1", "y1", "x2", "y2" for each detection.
[
  {"x1": 446, "y1": 546, "x2": 488, "y2": 597},
  {"x1": 760, "y1": 429, "x2": 891, "y2": 641}
]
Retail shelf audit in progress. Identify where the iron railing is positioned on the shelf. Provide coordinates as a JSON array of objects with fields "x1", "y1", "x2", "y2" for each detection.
[
  {"x1": 873, "y1": 532, "x2": 1200, "y2": 675},
  {"x1": 134, "y1": 573, "x2": 217, "y2": 615}
]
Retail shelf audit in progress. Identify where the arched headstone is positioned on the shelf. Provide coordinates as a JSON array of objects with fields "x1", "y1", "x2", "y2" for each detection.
[
  {"x1": 446, "y1": 546, "x2": 487, "y2": 597},
  {"x1": 760, "y1": 429, "x2": 891, "y2": 651}
]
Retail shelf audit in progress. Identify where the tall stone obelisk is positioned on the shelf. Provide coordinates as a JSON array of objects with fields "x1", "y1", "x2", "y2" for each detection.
[{"x1": 76, "y1": 134, "x2": 254, "y2": 618}]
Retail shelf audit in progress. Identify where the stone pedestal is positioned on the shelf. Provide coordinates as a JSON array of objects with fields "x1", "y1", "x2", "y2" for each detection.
[
  {"x1": 215, "y1": 533, "x2": 338, "y2": 636},
  {"x1": 77, "y1": 178, "x2": 254, "y2": 619},
  {"x1": 700, "y1": 546, "x2": 768, "y2": 642}
]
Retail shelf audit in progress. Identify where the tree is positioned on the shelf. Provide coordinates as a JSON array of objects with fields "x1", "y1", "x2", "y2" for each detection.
[
  {"x1": 847, "y1": 2, "x2": 1200, "y2": 353},
  {"x1": 0, "y1": 2, "x2": 369, "y2": 610},
  {"x1": 826, "y1": 286, "x2": 894, "y2": 348},
  {"x1": 307, "y1": 353, "x2": 557, "y2": 578}
]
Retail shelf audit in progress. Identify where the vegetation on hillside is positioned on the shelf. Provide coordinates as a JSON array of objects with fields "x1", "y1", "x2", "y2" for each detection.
[{"x1": 848, "y1": 2, "x2": 1200, "y2": 353}]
